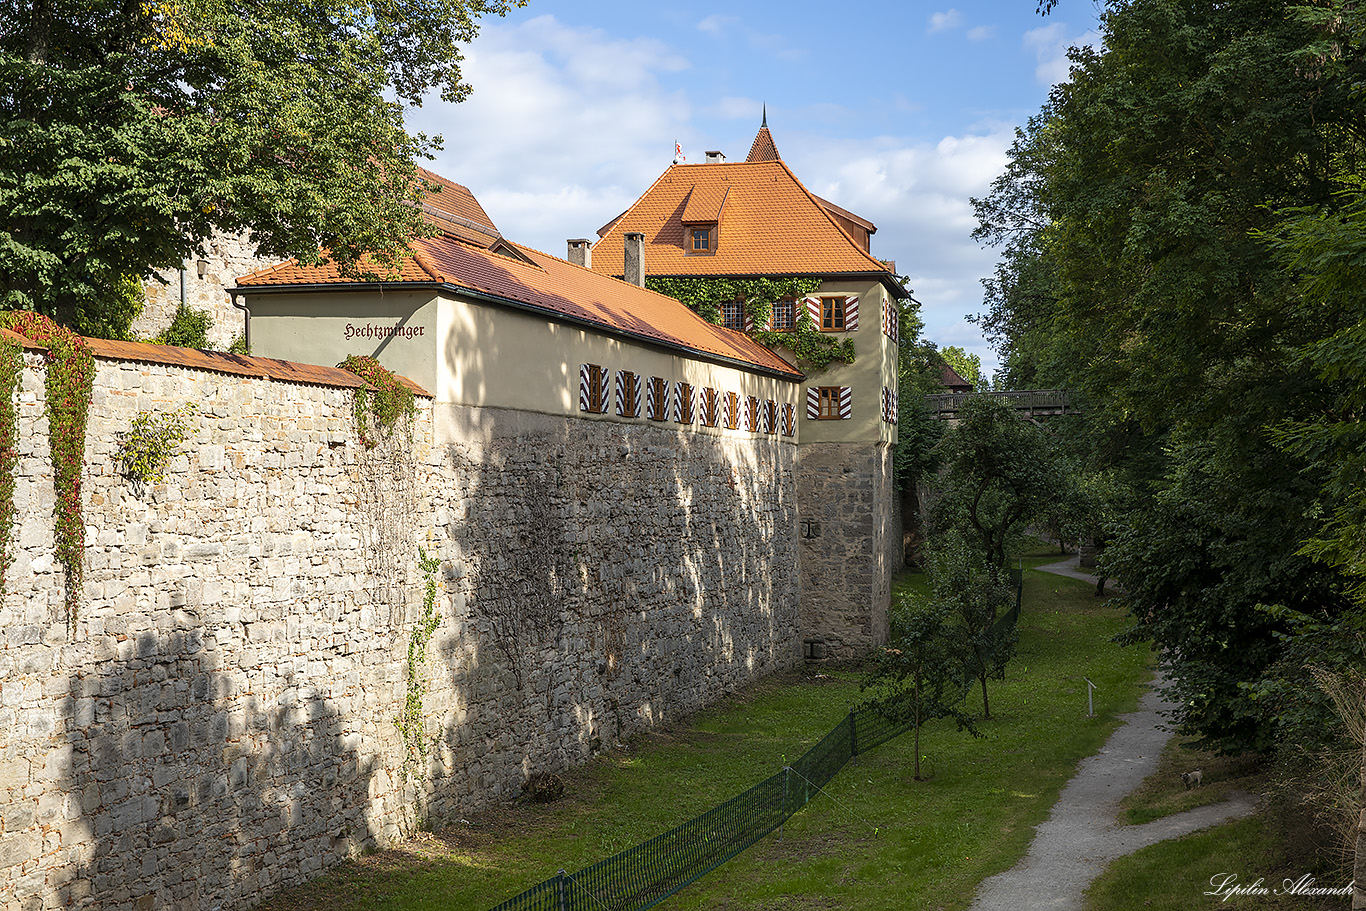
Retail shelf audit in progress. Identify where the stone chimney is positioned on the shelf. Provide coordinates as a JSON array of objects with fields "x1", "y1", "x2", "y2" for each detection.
[
  {"x1": 624, "y1": 232, "x2": 646, "y2": 287},
  {"x1": 705, "y1": 150, "x2": 726, "y2": 163},
  {"x1": 567, "y1": 238, "x2": 592, "y2": 268}
]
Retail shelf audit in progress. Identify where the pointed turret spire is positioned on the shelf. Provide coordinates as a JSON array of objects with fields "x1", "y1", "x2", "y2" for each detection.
[{"x1": 746, "y1": 112, "x2": 780, "y2": 163}]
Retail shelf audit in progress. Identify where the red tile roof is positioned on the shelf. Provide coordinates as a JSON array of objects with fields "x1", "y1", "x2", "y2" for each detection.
[
  {"x1": 746, "y1": 125, "x2": 781, "y2": 163},
  {"x1": 416, "y1": 167, "x2": 502, "y2": 248},
  {"x1": 590, "y1": 159, "x2": 895, "y2": 283},
  {"x1": 237, "y1": 237, "x2": 802, "y2": 380}
]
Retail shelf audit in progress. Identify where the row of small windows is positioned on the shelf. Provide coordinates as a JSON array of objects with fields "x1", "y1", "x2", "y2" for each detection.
[
  {"x1": 718, "y1": 296, "x2": 860, "y2": 333},
  {"x1": 579, "y1": 365, "x2": 798, "y2": 436}
]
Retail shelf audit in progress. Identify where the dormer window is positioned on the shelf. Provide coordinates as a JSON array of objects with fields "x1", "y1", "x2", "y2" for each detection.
[{"x1": 690, "y1": 226, "x2": 713, "y2": 252}]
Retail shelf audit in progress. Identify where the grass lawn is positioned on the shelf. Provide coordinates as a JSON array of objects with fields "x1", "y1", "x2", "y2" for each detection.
[{"x1": 255, "y1": 543, "x2": 1154, "y2": 911}]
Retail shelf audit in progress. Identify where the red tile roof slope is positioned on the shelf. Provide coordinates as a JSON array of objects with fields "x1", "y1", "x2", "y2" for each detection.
[
  {"x1": 416, "y1": 167, "x2": 502, "y2": 248},
  {"x1": 81, "y1": 338, "x2": 431, "y2": 395},
  {"x1": 237, "y1": 238, "x2": 802, "y2": 380},
  {"x1": 746, "y1": 125, "x2": 781, "y2": 163},
  {"x1": 589, "y1": 159, "x2": 893, "y2": 280}
]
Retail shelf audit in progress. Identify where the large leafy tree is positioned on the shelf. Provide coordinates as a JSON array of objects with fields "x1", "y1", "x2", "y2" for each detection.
[
  {"x1": 975, "y1": 0, "x2": 1365, "y2": 754},
  {"x1": 3, "y1": 0, "x2": 520, "y2": 331}
]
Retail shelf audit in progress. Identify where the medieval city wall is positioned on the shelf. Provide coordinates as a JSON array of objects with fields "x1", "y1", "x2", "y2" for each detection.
[
  {"x1": 0, "y1": 349, "x2": 801, "y2": 911},
  {"x1": 794, "y1": 441, "x2": 897, "y2": 659}
]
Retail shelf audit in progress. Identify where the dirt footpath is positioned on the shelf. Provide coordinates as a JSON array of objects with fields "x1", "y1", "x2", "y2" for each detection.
[{"x1": 967, "y1": 678, "x2": 1258, "y2": 911}]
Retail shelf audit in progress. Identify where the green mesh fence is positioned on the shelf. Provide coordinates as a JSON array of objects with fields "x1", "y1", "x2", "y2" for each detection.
[{"x1": 485, "y1": 580, "x2": 1022, "y2": 911}]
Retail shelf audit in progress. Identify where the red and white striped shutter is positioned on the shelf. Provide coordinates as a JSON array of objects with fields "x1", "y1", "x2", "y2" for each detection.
[
  {"x1": 722, "y1": 392, "x2": 733, "y2": 429},
  {"x1": 579, "y1": 364, "x2": 592, "y2": 412},
  {"x1": 839, "y1": 386, "x2": 853, "y2": 419},
  {"x1": 646, "y1": 377, "x2": 658, "y2": 419},
  {"x1": 762, "y1": 310, "x2": 772, "y2": 331},
  {"x1": 891, "y1": 386, "x2": 899, "y2": 424},
  {"x1": 806, "y1": 387, "x2": 820, "y2": 419},
  {"x1": 597, "y1": 368, "x2": 609, "y2": 413},
  {"x1": 744, "y1": 312, "x2": 755, "y2": 332},
  {"x1": 844, "y1": 296, "x2": 859, "y2": 330},
  {"x1": 634, "y1": 375, "x2": 643, "y2": 417},
  {"x1": 881, "y1": 387, "x2": 891, "y2": 423},
  {"x1": 804, "y1": 296, "x2": 821, "y2": 324},
  {"x1": 782, "y1": 403, "x2": 795, "y2": 436},
  {"x1": 615, "y1": 371, "x2": 627, "y2": 416}
]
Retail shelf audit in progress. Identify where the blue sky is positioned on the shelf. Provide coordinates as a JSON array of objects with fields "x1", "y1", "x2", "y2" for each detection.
[{"x1": 409, "y1": 1, "x2": 1104, "y2": 378}]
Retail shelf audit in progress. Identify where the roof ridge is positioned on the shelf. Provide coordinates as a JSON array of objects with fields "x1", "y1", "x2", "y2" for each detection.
[{"x1": 593, "y1": 165, "x2": 680, "y2": 241}]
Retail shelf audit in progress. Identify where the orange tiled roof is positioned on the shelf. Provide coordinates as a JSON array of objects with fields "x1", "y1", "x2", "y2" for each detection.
[
  {"x1": 416, "y1": 167, "x2": 502, "y2": 248},
  {"x1": 237, "y1": 237, "x2": 802, "y2": 380},
  {"x1": 81, "y1": 338, "x2": 432, "y2": 395},
  {"x1": 746, "y1": 125, "x2": 781, "y2": 163},
  {"x1": 588, "y1": 158, "x2": 897, "y2": 285}
]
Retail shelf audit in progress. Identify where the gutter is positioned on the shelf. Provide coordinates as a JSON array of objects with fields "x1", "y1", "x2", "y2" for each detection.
[{"x1": 229, "y1": 281, "x2": 806, "y2": 383}]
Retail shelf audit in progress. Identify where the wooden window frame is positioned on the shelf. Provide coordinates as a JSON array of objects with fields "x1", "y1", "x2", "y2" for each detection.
[
  {"x1": 587, "y1": 364, "x2": 606, "y2": 413},
  {"x1": 724, "y1": 391, "x2": 741, "y2": 430},
  {"x1": 700, "y1": 387, "x2": 720, "y2": 427},
  {"x1": 677, "y1": 382, "x2": 696, "y2": 424},
  {"x1": 721, "y1": 299, "x2": 745, "y2": 331},
  {"x1": 648, "y1": 376, "x2": 669, "y2": 421},
  {"x1": 689, "y1": 225, "x2": 714, "y2": 253},
  {"x1": 771, "y1": 298, "x2": 795, "y2": 332},
  {"x1": 817, "y1": 386, "x2": 842, "y2": 420},
  {"x1": 618, "y1": 370, "x2": 641, "y2": 418},
  {"x1": 820, "y1": 297, "x2": 847, "y2": 332},
  {"x1": 765, "y1": 400, "x2": 779, "y2": 435}
]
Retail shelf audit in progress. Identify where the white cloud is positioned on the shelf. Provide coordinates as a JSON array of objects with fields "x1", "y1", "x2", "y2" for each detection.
[
  {"x1": 410, "y1": 15, "x2": 694, "y2": 247},
  {"x1": 1024, "y1": 22, "x2": 1099, "y2": 86},
  {"x1": 928, "y1": 9, "x2": 964, "y2": 33},
  {"x1": 697, "y1": 14, "x2": 735, "y2": 36},
  {"x1": 789, "y1": 128, "x2": 1014, "y2": 366},
  {"x1": 967, "y1": 25, "x2": 995, "y2": 42}
]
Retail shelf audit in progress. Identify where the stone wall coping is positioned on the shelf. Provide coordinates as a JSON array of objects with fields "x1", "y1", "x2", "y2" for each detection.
[{"x1": 3, "y1": 330, "x2": 431, "y2": 397}]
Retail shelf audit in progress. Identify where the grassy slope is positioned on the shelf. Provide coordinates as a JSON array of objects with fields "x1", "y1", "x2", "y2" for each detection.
[{"x1": 255, "y1": 547, "x2": 1153, "y2": 911}]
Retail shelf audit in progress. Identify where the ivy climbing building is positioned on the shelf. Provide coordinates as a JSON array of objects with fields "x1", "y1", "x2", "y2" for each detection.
[{"x1": 582, "y1": 119, "x2": 910, "y2": 658}]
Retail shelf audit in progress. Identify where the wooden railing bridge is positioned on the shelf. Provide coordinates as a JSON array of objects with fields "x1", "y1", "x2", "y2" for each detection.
[{"x1": 923, "y1": 389, "x2": 1074, "y2": 420}]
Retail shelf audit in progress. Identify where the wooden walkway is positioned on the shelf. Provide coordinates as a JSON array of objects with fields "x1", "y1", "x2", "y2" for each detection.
[{"x1": 924, "y1": 389, "x2": 1073, "y2": 420}]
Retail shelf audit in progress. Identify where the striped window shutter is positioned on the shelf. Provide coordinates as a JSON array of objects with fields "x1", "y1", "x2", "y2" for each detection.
[
  {"x1": 838, "y1": 386, "x2": 853, "y2": 419},
  {"x1": 804, "y1": 296, "x2": 821, "y2": 324},
  {"x1": 580, "y1": 364, "x2": 608, "y2": 413},
  {"x1": 881, "y1": 387, "x2": 892, "y2": 423},
  {"x1": 646, "y1": 377, "x2": 660, "y2": 420},
  {"x1": 781, "y1": 403, "x2": 795, "y2": 436},
  {"x1": 806, "y1": 387, "x2": 820, "y2": 420},
  {"x1": 746, "y1": 396, "x2": 759, "y2": 432},
  {"x1": 672, "y1": 382, "x2": 690, "y2": 423},
  {"x1": 597, "y1": 368, "x2": 609, "y2": 413},
  {"x1": 744, "y1": 312, "x2": 755, "y2": 332},
  {"x1": 843, "y1": 296, "x2": 859, "y2": 331},
  {"x1": 890, "y1": 386, "x2": 898, "y2": 424},
  {"x1": 761, "y1": 310, "x2": 772, "y2": 331},
  {"x1": 634, "y1": 375, "x2": 643, "y2": 416},
  {"x1": 616, "y1": 371, "x2": 628, "y2": 416},
  {"x1": 579, "y1": 364, "x2": 592, "y2": 412}
]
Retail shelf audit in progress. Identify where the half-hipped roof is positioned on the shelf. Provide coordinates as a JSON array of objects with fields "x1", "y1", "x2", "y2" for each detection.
[{"x1": 590, "y1": 126, "x2": 906, "y2": 299}]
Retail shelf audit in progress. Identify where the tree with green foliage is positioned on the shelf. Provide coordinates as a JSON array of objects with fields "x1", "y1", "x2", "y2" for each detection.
[
  {"x1": 939, "y1": 346, "x2": 986, "y2": 390},
  {"x1": 2, "y1": 0, "x2": 521, "y2": 332},
  {"x1": 931, "y1": 395, "x2": 1062, "y2": 571},
  {"x1": 924, "y1": 532, "x2": 1018, "y2": 719},
  {"x1": 973, "y1": 0, "x2": 1365, "y2": 757},
  {"x1": 862, "y1": 594, "x2": 980, "y2": 781}
]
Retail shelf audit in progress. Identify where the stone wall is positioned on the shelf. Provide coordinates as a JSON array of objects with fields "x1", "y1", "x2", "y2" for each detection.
[
  {"x1": 794, "y1": 441, "x2": 899, "y2": 659},
  {"x1": 0, "y1": 351, "x2": 801, "y2": 910},
  {"x1": 135, "y1": 231, "x2": 282, "y2": 350}
]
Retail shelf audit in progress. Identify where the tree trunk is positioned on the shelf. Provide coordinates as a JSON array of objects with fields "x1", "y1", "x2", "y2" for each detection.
[{"x1": 981, "y1": 674, "x2": 991, "y2": 720}]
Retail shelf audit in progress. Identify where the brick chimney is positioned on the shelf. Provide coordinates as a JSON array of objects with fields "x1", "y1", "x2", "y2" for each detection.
[
  {"x1": 567, "y1": 238, "x2": 592, "y2": 268},
  {"x1": 624, "y1": 232, "x2": 646, "y2": 287}
]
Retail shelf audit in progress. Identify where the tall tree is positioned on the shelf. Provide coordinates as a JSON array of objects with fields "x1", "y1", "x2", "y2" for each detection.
[
  {"x1": 975, "y1": 0, "x2": 1364, "y2": 755},
  {"x1": 2, "y1": 0, "x2": 521, "y2": 330}
]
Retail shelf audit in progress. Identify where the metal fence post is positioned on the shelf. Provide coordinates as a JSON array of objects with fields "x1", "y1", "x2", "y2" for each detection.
[{"x1": 557, "y1": 869, "x2": 567, "y2": 911}]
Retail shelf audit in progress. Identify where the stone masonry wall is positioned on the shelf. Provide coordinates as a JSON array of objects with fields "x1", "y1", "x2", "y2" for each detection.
[
  {"x1": 0, "y1": 354, "x2": 800, "y2": 911},
  {"x1": 795, "y1": 441, "x2": 897, "y2": 659}
]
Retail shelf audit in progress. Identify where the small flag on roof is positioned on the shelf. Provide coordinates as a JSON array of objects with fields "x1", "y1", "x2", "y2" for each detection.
[{"x1": 673, "y1": 141, "x2": 685, "y2": 165}]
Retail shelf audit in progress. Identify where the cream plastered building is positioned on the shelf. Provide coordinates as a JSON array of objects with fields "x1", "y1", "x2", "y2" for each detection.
[{"x1": 585, "y1": 120, "x2": 909, "y2": 657}]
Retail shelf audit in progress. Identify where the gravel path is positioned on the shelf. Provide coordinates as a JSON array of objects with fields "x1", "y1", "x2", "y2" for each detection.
[{"x1": 967, "y1": 611, "x2": 1258, "y2": 910}]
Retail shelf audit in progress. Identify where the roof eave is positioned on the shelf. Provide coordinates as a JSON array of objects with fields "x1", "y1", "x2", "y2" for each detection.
[{"x1": 230, "y1": 281, "x2": 805, "y2": 382}]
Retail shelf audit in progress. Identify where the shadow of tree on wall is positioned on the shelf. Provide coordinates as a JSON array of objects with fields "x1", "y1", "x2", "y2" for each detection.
[
  {"x1": 426, "y1": 402, "x2": 800, "y2": 822},
  {"x1": 56, "y1": 628, "x2": 380, "y2": 910}
]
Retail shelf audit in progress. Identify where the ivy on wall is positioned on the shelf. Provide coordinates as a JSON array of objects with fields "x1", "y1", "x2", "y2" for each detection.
[
  {"x1": 0, "y1": 312, "x2": 95, "y2": 627},
  {"x1": 117, "y1": 403, "x2": 199, "y2": 495},
  {"x1": 338, "y1": 355, "x2": 415, "y2": 448},
  {"x1": 397, "y1": 548, "x2": 442, "y2": 796},
  {"x1": 644, "y1": 276, "x2": 855, "y2": 371},
  {"x1": 0, "y1": 336, "x2": 22, "y2": 597}
]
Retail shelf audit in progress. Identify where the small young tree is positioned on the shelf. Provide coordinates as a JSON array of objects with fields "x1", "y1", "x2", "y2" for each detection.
[
  {"x1": 925, "y1": 534, "x2": 1019, "y2": 719},
  {"x1": 862, "y1": 593, "x2": 980, "y2": 780}
]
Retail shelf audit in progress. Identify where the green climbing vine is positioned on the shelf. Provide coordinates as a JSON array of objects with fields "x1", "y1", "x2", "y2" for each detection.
[
  {"x1": 0, "y1": 312, "x2": 95, "y2": 627},
  {"x1": 117, "y1": 403, "x2": 199, "y2": 494},
  {"x1": 0, "y1": 335, "x2": 23, "y2": 597},
  {"x1": 397, "y1": 548, "x2": 442, "y2": 786},
  {"x1": 338, "y1": 354, "x2": 415, "y2": 448},
  {"x1": 644, "y1": 276, "x2": 855, "y2": 370}
]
